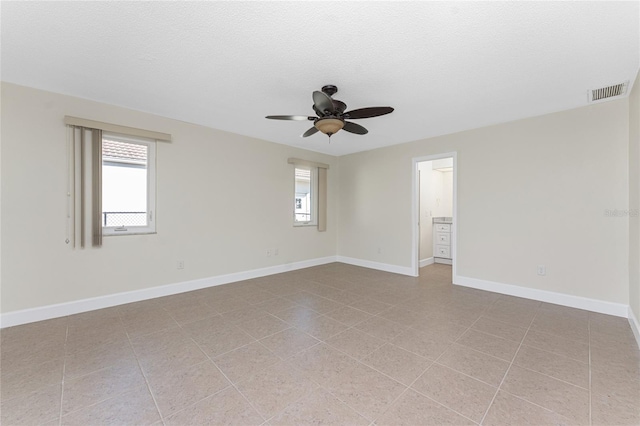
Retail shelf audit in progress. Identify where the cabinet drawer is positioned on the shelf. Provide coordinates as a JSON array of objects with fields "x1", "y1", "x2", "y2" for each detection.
[
  {"x1": 435, "y1": 245, "x2": 451, "y2": 258},
  {"x1": 435, "y1": 224, "x2": 451, "y2": 232},
  {"x1": 436, "y1": 232, "x2": 450, "y2": 244}
]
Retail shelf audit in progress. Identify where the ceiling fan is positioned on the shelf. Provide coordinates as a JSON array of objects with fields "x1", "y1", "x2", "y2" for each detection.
[{"x1": 266, "y1": 85, "x2": 394, "y2": 138}]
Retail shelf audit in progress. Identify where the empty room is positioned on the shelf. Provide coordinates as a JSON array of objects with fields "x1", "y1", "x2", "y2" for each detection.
[{"x1": 1, "y1": 2, "x2": 639, "y2": 425}]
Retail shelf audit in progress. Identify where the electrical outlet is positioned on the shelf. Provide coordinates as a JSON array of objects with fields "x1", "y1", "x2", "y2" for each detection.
[
  {"x1": 537, "y1": 265, "x2": 546, "y2": 276},
  {"x1": 274, "y1": 248, "x2": 279, "y2": 256},
  {"x1": 266, "y1": 249, "x2": 272, "y2": 257},
  {"x1": 177, "y1": 260, "x2": 184, "y2": 270},
  {"x1": 377, "y1": 247, "x2": 382, "y2": 254}
]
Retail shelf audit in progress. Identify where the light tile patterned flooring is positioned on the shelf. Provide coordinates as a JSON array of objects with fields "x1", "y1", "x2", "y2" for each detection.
[{"x1": 1, "y1": 263, "x2": 639, "y2": 425}]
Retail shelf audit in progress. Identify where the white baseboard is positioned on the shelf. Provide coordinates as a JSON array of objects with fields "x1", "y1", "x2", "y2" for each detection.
[
  {"x1": 419, "y1": 257, "x2": 434, "y2": 268},
  {"x1": 336, "y1": 256, "x2": 416, "y2": 277},
  {"x1": 629, "y1": 307, "x2": 640, "y2": 350},
  {"x1": 5, "y1": 257, "x2": 632, "y2": 331},
  {"x1": 454, "y1": 275, "x2": 628, "y2": 318},
  {"x1": 0, "y1": 256, "x2": 337, "y2": 328}
]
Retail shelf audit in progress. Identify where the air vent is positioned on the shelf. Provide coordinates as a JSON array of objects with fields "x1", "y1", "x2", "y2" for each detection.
[{"x1": 589, "y1": 81, "x2": 628, "y2": 103}]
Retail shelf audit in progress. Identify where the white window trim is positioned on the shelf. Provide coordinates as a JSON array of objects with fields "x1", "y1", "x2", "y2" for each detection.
[
  {"x1": 102, "y1": 132, "x2": 157, "y2": 236},
  {"x1": 294, "y1": 166, "x2": 318, "y2": 227}
]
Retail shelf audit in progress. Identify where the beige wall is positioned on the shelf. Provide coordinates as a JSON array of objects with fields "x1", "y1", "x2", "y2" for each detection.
[
  {"x1": 1, "y1": 81, "x2": 635, "y2": 315},
  {"x1": 338, "y1": 100, "x2": 630, "y2": 304},
  {"x1": 1, "y1": 83, "x2": 338, "y2": 313},
  {"x1": 630, "y1": 71, "x2": 640, "y2": 319}
]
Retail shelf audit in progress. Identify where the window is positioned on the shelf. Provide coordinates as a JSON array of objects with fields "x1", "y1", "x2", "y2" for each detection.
[
  {"x1": 65, "y1": 116, "x2": 169, "y2": 247},
  {"x1": 102, "y1": 133, "x2": 156, "y2": 235},
  {"x1": 294, "y1": 166, "x2": 317, "y2": 226},
  {"x1": 288, "y1": 157, "x2": 328, "y2": 231}
]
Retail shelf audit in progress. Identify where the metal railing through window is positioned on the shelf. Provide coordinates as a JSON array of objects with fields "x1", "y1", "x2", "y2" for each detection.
[
  {"x1": 295, "y1": 212, "x2": 311, "y2": 221},
  {"x1": 103, "y1": 212, "x2": 147, "y2": 227}
]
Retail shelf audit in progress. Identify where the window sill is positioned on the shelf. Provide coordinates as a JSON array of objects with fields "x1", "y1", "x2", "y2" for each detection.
[{"x1": 103, "y1": 231, "x2": 157, "y2": 236}]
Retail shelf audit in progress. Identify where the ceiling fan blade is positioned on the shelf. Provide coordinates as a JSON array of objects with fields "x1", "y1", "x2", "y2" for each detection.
[
  {"x1": 302, "y1": 127, "x2": 319, "y2": 137},
  {"x1": 265, "y1": 115, "x2": 313, "y2": 121},
  {"x1": 343, "y1": 121, "x2": 368, "y2": 135},
  {"x1": 312, "y1": 91, "x2": 334, "y2": 115},
  {"x1": 344, "y1": 107, "x2": 394, "y2": 119}
]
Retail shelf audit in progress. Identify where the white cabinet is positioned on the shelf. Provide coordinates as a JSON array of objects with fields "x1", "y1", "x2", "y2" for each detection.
[
  {"x1": 433, "y1": 220, "x2": 452, "y2": 264},
  {"x1": 436, "y1": 232, "x2": 450, "y2": 244},
  {"x1": 435, "y1": 245, "x2": 451, "y2": 258},
  {"x1": 435, "y1": 223, "x2": 450, "y2": 232}
]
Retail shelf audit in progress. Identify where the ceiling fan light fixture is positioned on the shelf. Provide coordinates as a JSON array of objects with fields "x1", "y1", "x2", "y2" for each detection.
[
  {"x1": 315, "y1": 118, "x2": 344, "y2": 136},
  {"x1": 266, "y1": 85, "x2": 393, "y2": 139}
]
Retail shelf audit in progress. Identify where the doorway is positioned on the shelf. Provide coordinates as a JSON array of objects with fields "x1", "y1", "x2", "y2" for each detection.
[{"x1": 412, "y1": 153, "x2": 457, "y2": 278}]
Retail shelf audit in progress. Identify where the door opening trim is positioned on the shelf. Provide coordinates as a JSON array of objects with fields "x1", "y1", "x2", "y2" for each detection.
[{"x1": 411, "y1": 152, "x2": 458, "y2": 279}]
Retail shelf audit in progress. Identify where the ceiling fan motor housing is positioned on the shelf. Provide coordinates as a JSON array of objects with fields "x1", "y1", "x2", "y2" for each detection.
[
  {"x1": 332, "y1": 99, "x2": 347, "y2": 113},
  {"x1": 265, "y1": 84, "x2": 393, "y2": 138},
  {"x1": 321, "y1": 85, "x2": 338, "y2": 97}
]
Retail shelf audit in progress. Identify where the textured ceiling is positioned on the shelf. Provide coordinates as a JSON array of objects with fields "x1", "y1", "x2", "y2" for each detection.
[{"x1": 2, "y1": 1, "x2": 639, "y2": 156}]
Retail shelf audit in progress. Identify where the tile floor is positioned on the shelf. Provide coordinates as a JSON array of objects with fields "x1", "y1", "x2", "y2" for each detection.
[{"x1": 1, "y1": 263, "x2": 639, "y2": 425}]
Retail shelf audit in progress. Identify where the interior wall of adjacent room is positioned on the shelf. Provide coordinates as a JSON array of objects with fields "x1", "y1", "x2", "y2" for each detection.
[
  {"x1": 440, "y1": 170, "x2": 453, "y2": 216},
  {"x1": 338, "y1": 99, "x2": 629, "y2": 304},
  {"x1": 418, "y1": 161, "x2": 454, "y2": 262},
  {"x1": 0, "y1": 83, "x2": 338, "y2": 314},
  {"x1": 629, "y1": 70, "x2": 640, "y2": 320},
  {"x1": 418, "y1": 161, "x2": 434, "y2": 260}
]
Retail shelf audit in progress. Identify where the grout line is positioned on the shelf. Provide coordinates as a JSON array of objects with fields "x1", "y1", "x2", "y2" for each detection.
[
  {"x1": 379, "y1": 326, "x2": 484, "y2": 426},
  {"x1": 260, "y1": 384, "x2": 338, "y2": 425},
  {"x1": 175, "y1": 322, "x2": 269, "y2": 424},
  {"x1": 396, "y1": 313, "x2": 489, "y2": 424},
  {"x1": 478, "y1": 303, "x2": 540, "y2": 425},
  {"x1": 57, "y1": 321, "x2": 69, "y2": 426},
  {"x1": 201, "y1": 337, "x2": 258, "y2": 359},
  {"x1": 468, "y1": 316, "x2": 529, "y2": 338},
  {"x1": 158, "y1": 379, "x2": 236, "y2": 421},
  {"x1": 12, "y1": 265, "x2": 618, "y2": 425},
  {"x1": 408, "y1": 389, "x2": 483, "y2": 425},
  {"x1": 154, "y1": 380, "x2": 236, "y2": 423},
  {"x1": 278, "y1": 340, "x2": 324, "y2": 362},
  {"x1": 240, "y1": 372, "x2": 314, "y2": 424},
  {"x1": 442, "y1": 356, "x2": 590, "y2": 393},
  {"x1": 54, "y1": 383, "x2": 156, "y2": 419},
  {"x1": 525, "y1": 324, "x2": 591, "y2": 345},
  {"x1": 54, "y1": 345, "x2": 133, "y2": 382},
  {"x1": 517, "y1": 332, "x2": 589, "y2": 361},
  {"x1": 588, "y1": 316, "x2": 592, "y2": 426},
  {"x1": 122, "y1": 322, "x2": 167, "y2": 425},
  {"x1": 60, "y1": 313, "x2": 169, "y2": 421},
  {"x1": 282, "y1": 336, "x2": 415, "y2": 423},
  {"x1": 496, "y1": 387, "x2": 577, "y2": 422},
  {"x1": 357, "y1": 311, "x2": 490, "y2": 424}
]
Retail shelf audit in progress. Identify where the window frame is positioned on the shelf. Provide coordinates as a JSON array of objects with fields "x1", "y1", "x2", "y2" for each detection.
[
  {"x1": 293, "y1": 165, "x2": 318, "y2": 227},
  {"x1": 102, "y1": 132, "x2": 157, "y2": 236}
]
